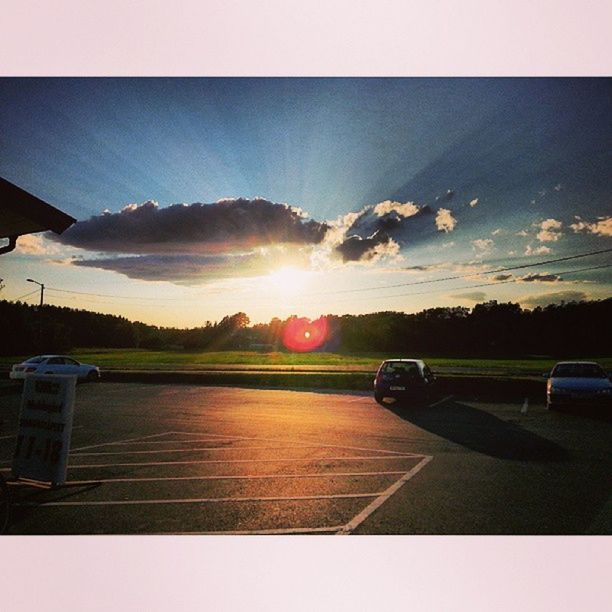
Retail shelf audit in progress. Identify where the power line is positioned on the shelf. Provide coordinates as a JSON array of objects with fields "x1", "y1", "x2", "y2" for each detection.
[
  {"x1": 11, "y1": 289, "x2": 39, "y2": 302},
  {"x1": 345, "y1": 262, "x2": 612, "y2": 302},
  {"x1": 321, "y1": 246, "x2": 612, "y2": 295}
]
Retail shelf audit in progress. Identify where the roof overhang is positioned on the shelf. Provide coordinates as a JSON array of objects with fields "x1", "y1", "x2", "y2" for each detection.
[{"x1": 0, "y1": 176, "x2": 76, "y2": 239}]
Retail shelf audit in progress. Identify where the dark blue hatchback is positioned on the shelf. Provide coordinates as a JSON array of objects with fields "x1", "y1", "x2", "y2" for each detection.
[{"x1": 374, "y1": 359, "x2": 436, "y2": 405}]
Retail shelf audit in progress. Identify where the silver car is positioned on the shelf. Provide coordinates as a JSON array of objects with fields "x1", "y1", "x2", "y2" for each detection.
[
  {"x1": 10, "y1": 355, "x2": 101, "y2": 381},
  {"x1": 546, "y1": 361, "x2": 611, "y2": 410}
]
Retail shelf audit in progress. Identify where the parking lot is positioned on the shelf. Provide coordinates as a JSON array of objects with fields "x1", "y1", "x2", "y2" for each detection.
[{"x1": 1, "y1": 383, "x2": 610, "y2": 534}]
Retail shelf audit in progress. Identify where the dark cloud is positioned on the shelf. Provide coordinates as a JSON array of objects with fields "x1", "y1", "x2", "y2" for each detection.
[
  {"x1": 334, "y1": 201, "x2": 433, "y2": 262},
  {"x1": 335, "y1": 231, "x2": 398, "y2": 263},
  {"x1": 493, "y1": 273, "x2": 513, "y2": 281},
  {"x1": 521, "y1": 291, "x2": 588, "y2": 308},
  {"x1": 520, "y1": 273, "x2": 561, "y2": 283},
  {"x1": 450, "y1": 291, "x2": 487, "y2": 302},
  {"x1": 71, "y1": 253, "x2": 274, "y2": 285},
  {"x1": 49, "y1": 199, "x2": 329, "y2": 254}
]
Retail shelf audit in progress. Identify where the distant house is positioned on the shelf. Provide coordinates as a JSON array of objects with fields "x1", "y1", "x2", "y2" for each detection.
[{"x1": 0, "y1": 176, "x2": 76, "y2": 255}]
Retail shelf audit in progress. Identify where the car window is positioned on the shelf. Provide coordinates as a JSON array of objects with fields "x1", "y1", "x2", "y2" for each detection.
[
  {"x1": 552, "y1": 364, "x2": 606, "y2": 378},
  {"x1": 25, "y1": 357, "x2": 45, "y2": 364},
  {"x1": 47, "y1": 357, "x2": 65, "y2": 365},
  {"x1": 64, "y1": 358, "x2": 79, "y2": 365},
  {"x1": 382, "y1": 362, "x2": 420, "y2": 376}
]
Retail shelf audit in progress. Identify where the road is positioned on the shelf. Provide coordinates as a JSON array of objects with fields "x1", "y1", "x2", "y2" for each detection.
[{"x1": 1, "y1": 383, "x2": 610, "y2": 534}]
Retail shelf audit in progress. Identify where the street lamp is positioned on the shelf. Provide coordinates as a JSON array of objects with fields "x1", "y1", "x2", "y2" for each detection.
[{"x1": 26, "y1": 278, "x2": 45, "y2": 308}]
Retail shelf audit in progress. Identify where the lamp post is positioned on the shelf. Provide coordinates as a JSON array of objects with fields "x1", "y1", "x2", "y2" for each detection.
[{"x1": 26, "y1": 278, "x2": 45, "y2": 308}]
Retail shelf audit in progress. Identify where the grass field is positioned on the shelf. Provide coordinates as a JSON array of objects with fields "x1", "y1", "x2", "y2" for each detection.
[{"x1": 2, "y1": 349, "x2": 611, "y2": 376}]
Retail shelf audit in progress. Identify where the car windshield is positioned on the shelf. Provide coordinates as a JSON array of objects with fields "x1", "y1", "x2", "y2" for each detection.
[
  {"x1": 552, "y1": 364, "x2": 607, "y2": 378},
  {"x1": 25, "y1": 357, "x2": 45, "y2": 364},
  {"x1": 382, "y1": 362, "x2": 420, "y2": 376}
]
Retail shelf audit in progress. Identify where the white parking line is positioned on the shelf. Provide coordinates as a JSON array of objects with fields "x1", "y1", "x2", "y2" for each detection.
[
  {"x1": 160, "y1": 525, "x2": 345, "y2": 535},
  {"x1": 167, "y1": 430, "x2": 423, "y2": 457},
  {"x1": 46, "y1": 454, "x2": 419, "y2": 470},
  {"x1": 521, "y1": 398, "x2": 529, "y2": 414},
  {"x1": 427, "y1": 395, "x2": 453, "y2": 408},
  {"x1": 15, "y1": 491, "x2": 382, "y2": 507},
  {"x1": 70, "y1": 445, "x2": 389, "y2": 457},
  {"x1": 338, "y1": 455, "x2": 433, "y2": 535},
  {"x1": 71, "y1": 432, "x2": 175, "y2": 451},
  {"x1": 60, "y1": 470, "x2": 407, "y2": 484}
]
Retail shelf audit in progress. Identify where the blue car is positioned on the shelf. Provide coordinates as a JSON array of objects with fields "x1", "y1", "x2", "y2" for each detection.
[
  {"x1": 546, "y1": 361, "x2": 612, "y2": 410},
  {"x1": 374, "y1": 359, "x2": 436, "y2": 405}
]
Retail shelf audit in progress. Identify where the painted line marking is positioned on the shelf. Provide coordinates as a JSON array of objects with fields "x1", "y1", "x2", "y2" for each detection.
[
  {"x1": 58, "y1": 470, "x2": 408, "y2": 485},
  {"x1": 0, "y1": 425, "x2": 83, "y2": 442},
  {"x1": 521, "y1": 398, "x2": 529, "y2": 414},
  {"x1": 97, "y1": 437, "x2": 243, "y2": 446},
  {"x1": 155, "y1": 525, "x2": 345, "y2": 536},
  {"x1": 14, "y1": 491, "x2": 382, "y2": 507},
  {"x1": 167, "y1": 430, "x2": 423, "y2": 458},
  {"x1": 427, "y1": 395, "x2": 453, "y2": 408},
  {"x1": 338, "y1": 455, "x2": 433, "y2": 535},
  {"x1": 11, "y1": 454, "x2": 418, "y2": 470},
  {"x1": 70, "y1": 445, "x2": 390, "y2": 457},
  {"x1": 71, "y1": 431, "x2": 174, "y2": 452}
]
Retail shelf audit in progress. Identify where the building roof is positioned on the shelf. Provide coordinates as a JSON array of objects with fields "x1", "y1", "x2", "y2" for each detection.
[{"x1": 0, "y1": 176, "x2": 76, "y2": 239}]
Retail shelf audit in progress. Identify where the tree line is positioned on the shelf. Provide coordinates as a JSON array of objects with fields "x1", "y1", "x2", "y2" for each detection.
[{"x1": 0, "y1": 297, "x2": 610, "y2": 357}]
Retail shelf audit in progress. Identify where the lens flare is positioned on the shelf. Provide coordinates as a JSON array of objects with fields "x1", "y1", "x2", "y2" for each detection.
[{"x1": 282, "y1": 316, "x2": 328, "y2": 352}]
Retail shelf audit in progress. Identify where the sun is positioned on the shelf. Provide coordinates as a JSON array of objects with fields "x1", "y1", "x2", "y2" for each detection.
[{"x1": 265, "y1": 266, "x2": 311, "y2": 296}]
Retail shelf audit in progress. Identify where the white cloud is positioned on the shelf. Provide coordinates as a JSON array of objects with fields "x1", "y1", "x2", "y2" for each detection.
[
  {"x1": 468, "y1": 198, "x2": 479, "y2": 208},
  {"x1": 536, "y1": 218, "x2": 562, "y2": 242},
  {"x1": 15, "y1": 233, "x2": 62, "y2": 256},
  {"x1": 516, "y1": 230, "x2": 529, "y2": 237},
  {"x1": 372, "y1": 200, "x2": 420, "y2": 218},
  {"x1": 569, "y1": 216, "x2": 612, "y2": 237},
  {"x1": 435, "y1": 208, "x2": 457, "y2": 233},
  {"x1": 491, "y1": 228, "x2": 502, "y2": 236},
  {"x1": 471, "y1": 238, "x2": 494, "y2": 255},
  {"x1": 525, "y1": 244, "x2": 551, "y2": 256},
  {"x1": 521, "y1": 290, "x2": 588, "y2": 309}
]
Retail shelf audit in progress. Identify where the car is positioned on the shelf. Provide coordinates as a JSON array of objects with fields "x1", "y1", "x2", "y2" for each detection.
[
  {"x1": 9, "y1": 355, "x2": 101, "y2": 381},
  {"x1": 374, "y1": 359, "x2": 435, "y2": 405},
  {"x1": 545, "y1": 361, "x2": 611, "y2": 410}
]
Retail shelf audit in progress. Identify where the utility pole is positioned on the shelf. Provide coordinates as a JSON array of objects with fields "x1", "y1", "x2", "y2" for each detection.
[{"x1": 26, "y1": 278, "x2": 45, "y2": 308}]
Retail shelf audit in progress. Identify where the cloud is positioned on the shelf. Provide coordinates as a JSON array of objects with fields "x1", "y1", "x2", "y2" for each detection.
[
  {"x1": 493, "y1": 274, "x2": 513, "y2": 281},
  {"x1": 451, "y1": 291, "x2": 486, "y2": 302},
  {"x1": 335, "y1": 231, "x2": 400, "y2": 263},
  {"x1": 468, "y1": 198, "x2": 479, "y2": 208},
  {"x1": 435, "y1": 208, "x2": 457, "y2": 233},
  {"x1": 525, "y1": 244, "x2": 551, "y2": 256},
  {"x1": 372, "y1": 200, "x2": 421, "y2": 218},
  {"x1": 331, "y1": 199, "x2": 432, "y2": 263},
  {"x1": 569, "y1": 216, "x2": 612, "y2": 237},
  {"x1": 536, "y1": 218, "x2": 563, "y2": 242},
  {"x1": 49, "y1": 198, "x2": 330, "y2": 254},
  {"x1": 71, "y1": 252, "x2": 280, "y2": 285},
  {"x1": 471, "y1": 238, "x2": 494, "y2": 254},
  {"x1": 520, "y1": 273, "x2": 561, "y2": 283},
  {"x1": 491, "y1": 228, "x2": 502, "y2": 236},
  {"x1": 553, "y1": 183, "x2": 563, "y2": 192},
  {"x1": 14, "y1": 233, "x2": 59, "y2": 255},
  {"x1": 516, "y1": 230, "x2": 529, "y2": 237},
  {"x1": 521, "y1": 290, "x2": 588, "y2": 308}
]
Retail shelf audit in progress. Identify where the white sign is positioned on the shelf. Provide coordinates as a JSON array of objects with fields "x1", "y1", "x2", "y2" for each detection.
[{"x1": 11, "y1": 374, "x2": 76, "y2": 485}]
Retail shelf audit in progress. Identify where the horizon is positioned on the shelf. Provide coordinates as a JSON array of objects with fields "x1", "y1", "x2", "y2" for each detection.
[{"x1": 1, "y1": 77, "x2": 611, "y2": 326}]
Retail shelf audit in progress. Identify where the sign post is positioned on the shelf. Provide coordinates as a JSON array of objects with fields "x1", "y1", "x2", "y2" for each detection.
[{"x1": 11, "y1": 374, "x2": 77, "y2": 486}]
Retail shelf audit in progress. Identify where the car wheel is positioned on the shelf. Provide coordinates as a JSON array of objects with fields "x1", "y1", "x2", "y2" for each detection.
[
  {"x1": 86, "y1": 370, "x2": 100, "y2": 382},
  {"x1": 546, "y1": 401, "x2": 557, "y2": 411},
  {"x1": 374, "y1": 391, "x2": 385, "y2": 405}
]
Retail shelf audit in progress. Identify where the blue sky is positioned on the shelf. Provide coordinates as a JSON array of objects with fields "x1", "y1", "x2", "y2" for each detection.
[{"x1": 1, "y1": 78, "x2": 610, "y2": 325}]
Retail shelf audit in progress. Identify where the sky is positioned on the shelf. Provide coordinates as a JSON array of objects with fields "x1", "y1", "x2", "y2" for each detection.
[{"x1": 0, "y1": 77, "x2": 611, "y2": 327}]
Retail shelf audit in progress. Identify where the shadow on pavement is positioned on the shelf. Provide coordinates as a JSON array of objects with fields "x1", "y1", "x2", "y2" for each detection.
[{"x1": 384, "y1": 398, "x2": 569, "y2": 461}]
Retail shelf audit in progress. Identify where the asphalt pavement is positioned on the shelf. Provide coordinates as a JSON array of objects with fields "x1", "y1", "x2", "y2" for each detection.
[{"x1": 0, "y1": 383, "x2": 610, "y2": 534}]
